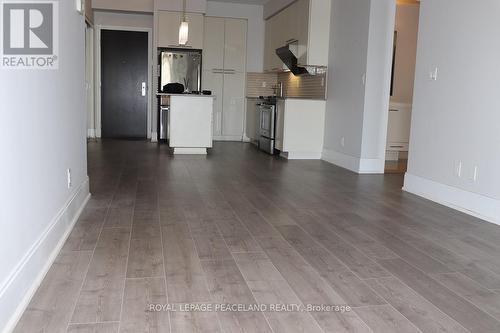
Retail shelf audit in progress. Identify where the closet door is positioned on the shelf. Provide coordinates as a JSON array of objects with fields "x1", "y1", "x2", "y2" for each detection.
[
  {"x1": 222, "y1": 72, "x2": 245, "y2": 138},
  {"x1": 223, "y1": 18, "x2": 247, "y2": 73},
  {"x1": 203, "y1": 17, "x2": 225, "y2": 71},
  {"x1": 202, "y1": 70, "x2": 224, "y2": 136}
]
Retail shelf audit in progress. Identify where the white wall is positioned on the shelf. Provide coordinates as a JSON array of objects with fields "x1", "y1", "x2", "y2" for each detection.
[
  {"x1": 93, "y1": 10, "x2": 154, "y2": 28},
  {"x1": 206, "y1": 1, "x2": 265, "y2": 72},
  {"x1": 392, "y1": 3, "x2": 419, "y2": 104},
  {"x1": 322, "y1": 0, "x2": 395, "y2": 173},
  {"x1": 0, "y1": 1, "x2": 89, "y2": 331},
  {"x1": 93, "y1": 0, "x2": 154, "y2": 12},
  {"x1": 263, "y1": 0, "x2": 295, "y2": 19},
  {"x1": 404, "y1": 0, "x2": 500, "y2": 224}
]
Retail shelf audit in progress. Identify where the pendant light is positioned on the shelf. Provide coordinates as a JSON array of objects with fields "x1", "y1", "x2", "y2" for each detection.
[{"x1": 179, "y1": 0, "x2": 189, "y2": 45}]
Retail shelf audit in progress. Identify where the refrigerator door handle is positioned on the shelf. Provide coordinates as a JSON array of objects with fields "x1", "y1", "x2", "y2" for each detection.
[{"x1": 141, "y1": 82, "x2": 146, "y2": 96}]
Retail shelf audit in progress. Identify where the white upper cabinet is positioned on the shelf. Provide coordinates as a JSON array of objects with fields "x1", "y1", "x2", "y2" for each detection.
[
  {"x1": 158, "y1": 11, "x2": 204, "y2": 49},
  {"x1": 203, "y1": 17, "x2": 225, "y2": 70},
  {"x1": 263, "y1": 0, "x2": 329, "y2": 71},
  {"x1": 223, "y1": 19, "x2": 247, "y2": 73}
]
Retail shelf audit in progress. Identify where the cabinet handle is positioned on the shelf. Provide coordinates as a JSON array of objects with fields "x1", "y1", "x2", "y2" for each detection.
[
  {"x1": 389, "y1": 109, "x2": 399, "y2": 112},
  {"x1": 285, "y1": 38, "x2": 298, "y2": 44},
  {"x1": 390, "y1": 145, "x2": 404, "y2": 148}
]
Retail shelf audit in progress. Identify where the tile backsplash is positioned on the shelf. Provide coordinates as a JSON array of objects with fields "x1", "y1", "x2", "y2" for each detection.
[
  {"x1": 246, "y1": 71, "x2": 327, "y2": 100},
  {"x1": 278, "y1": 72, "x2": 327, "y2": 100},
  {"x1": 246, "y1": 72, "x2": 278, "y2": 97}
]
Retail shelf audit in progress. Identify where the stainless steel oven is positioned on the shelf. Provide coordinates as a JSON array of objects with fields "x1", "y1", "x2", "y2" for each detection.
[{"x1": 258, "y1": 102, "x2": 277, "y2": 154}]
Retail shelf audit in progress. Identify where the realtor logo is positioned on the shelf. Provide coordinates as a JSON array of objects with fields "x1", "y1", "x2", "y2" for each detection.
[{"x1": 1, "y1": 1, "x2": 59, "y2": 69}]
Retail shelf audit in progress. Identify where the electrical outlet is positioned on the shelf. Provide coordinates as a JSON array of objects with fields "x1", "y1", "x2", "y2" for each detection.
[
  {"x1": 67, "y1": 168, "x2": 72, "y2": 189},
  {"x1": 473, "y1": 166, "x2": 478, "y2": 182},
  {"x1": 341, "y1": 137, "x2": 345, "y2": 147},
  {"x1": 455, "y1": 161, "x2": 462, "y2": 178},
  {"x1": 262, "y1": 82, "x2": 267, "y2": 88},
  {"x1": 321, "y1": 77, "x2": 325, "y2": 87}
]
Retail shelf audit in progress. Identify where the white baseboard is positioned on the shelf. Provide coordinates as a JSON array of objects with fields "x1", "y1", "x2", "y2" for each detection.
[
  {"x1": 87, "y1": 129, "x2": 96, "y2": 138},
  {"x1": 242, "y1": 135, "x2": 251, "y2": 143},
  {"x1": 281, "y1": 151, "x2": 322, "y2": 160},
  {"x1": 0, "y1": 178, "x2": 90, "y2": 333},
  {"x1": 322, "y1": 148, "x2": 384, "y2": 174},
  {"x1": 213, "y1": 135, "x2": 243, "y2": 141},
  {"x1": 403, "y1": 173, "x2": 500, "y2": 226},
  {"x1": 173, "y1": 147, "x2": 207, "y2": 155},
  {"x1": 150, "y1": 132, "x2": 158, "y2": 143}
]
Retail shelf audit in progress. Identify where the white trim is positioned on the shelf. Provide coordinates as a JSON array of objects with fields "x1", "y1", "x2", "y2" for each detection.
[
  {"x1": 280, "y1": 151, "x2": 322, "y2": 160},
  {"x1": 173, "y1": 148, "x2": 207, "y2": 155},
  {"x1": 322, "y1": 148, "x2": 385, "y2": 174},
  {"x1": 150, "y1": 132, "x2": 158, "y2": 143},
  {"x1": 403, "y1": 173, "x2": 500, "y2": 226},
  {"x1": 94, "y1": 25, "x2": 153, "y2": 139},
  {"x1": 213, "y1": 135, "x2": 243, "y2": 141},
  {"x1": 0, "y1": 178, "x2": 90, "y2": 333},
  {"x1": 87, "y1": 128, "x2": 96, "y2": 138},
  {"x1": 242, "y1": 135, "x2": 251, "y2": 143},
  {"x1": 359, "y1": 157, "x2": 385, "y2": 174}
]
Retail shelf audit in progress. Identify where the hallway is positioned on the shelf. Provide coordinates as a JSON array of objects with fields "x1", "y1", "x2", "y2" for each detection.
[{"x1": 13, "y1": 140, "x2": 500, "y2": 332}]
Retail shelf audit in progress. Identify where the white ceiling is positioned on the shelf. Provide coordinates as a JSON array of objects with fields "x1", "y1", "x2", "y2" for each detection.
[{"x1": 207, "y1": 0, "x2": 269, "y2": 5}]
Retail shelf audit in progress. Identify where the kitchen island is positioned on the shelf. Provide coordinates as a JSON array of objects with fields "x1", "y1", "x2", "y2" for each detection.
[{"x1": 158, "y1": 93, "x2": 214, "y2": 154}]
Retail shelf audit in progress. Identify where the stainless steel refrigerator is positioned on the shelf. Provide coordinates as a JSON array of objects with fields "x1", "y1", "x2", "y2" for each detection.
[{"x1": 159, "y1": 49, "x2": 202, "y2": 93}]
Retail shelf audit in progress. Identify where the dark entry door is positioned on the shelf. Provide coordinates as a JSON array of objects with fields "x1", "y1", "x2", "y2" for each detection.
[{"x1": 101, "y1": 30, "x2": 148, "y2": 138}]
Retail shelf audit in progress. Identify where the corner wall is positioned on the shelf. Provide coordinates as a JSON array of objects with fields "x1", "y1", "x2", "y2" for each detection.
[
  {"x1": 322, "y1": 0, "x2": 396, "y2": 173},
  {"x1": 404, "y1": 0, "x2": 500, "y2": 224},
  {"x1": 0, "y1": 1, "x2": 89, "y2": 331}
]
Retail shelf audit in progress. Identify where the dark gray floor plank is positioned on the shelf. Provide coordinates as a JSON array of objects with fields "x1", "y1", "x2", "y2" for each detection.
[
  {"x1": 277, "y1": 225, "x2": 386, "y2": 307},
  {"x1": 13, "y1": 252, "x2": 92, "y2": 333},
  {"x1": 354, "y1": 304, "x2": 421, "y2": 333},
  {"x1": 119, "y1": 277, "x2": 170, "y2": 333},
  {"x1": 161, "y1": 223, "x2": 212, "y2": 303},
  {"x1": 67, "y1": 322, "x2": 119, "y2": 333},
  {"x1": 432, "y1": 272, "x2": 500, "y2": 322},
  {"x1": 366, "y1": 277, "x2": 469, "y2": 333},
  {"x1": 200, "y1": 259, "x2": 274, "y2": 333},
  {"x1": 378, "y1": 258, "x2": 500, "y2": 333},
  {"x1": 234, "y1": 252, "x2": 324, "y2": 333},
  {"x1": 71, "y1": 227, "x2": 130, "y2": 323}
]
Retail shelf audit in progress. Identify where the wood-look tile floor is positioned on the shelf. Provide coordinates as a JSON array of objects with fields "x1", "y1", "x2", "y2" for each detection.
[{"x1": 13, "y1": 140, "x2": 500, "y2": 333}]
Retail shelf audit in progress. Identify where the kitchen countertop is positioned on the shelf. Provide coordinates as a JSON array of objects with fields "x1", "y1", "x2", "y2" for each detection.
[{"x1": 157, "y1": 93, "x2": 215, "y2": 97}]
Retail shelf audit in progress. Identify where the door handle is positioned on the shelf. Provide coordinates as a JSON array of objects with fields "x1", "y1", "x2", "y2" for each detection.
[{"x1": 141, "y1": 82, "x2": 146, "y2": 96}]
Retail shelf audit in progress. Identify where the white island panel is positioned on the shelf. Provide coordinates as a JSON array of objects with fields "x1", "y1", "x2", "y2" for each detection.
[{"x1": 169, "y1": 96, "x2": 214, "y2": 154}]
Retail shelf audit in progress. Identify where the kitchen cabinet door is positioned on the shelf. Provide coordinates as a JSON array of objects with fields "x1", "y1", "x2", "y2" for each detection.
[
  {"x1": 202, "y1": 70, "x2": 224, "y2": 136},
  {"x1": 158, "y1": 11, "x2": 181, "y2": 48},
  {"x1": 222, "y1": 72, "x2": 245, "y2": 138},
  {"x1": 203, "y1": 17, "x2": 225, "y2": 71},
  {"x1": 295, "y1": 0, "x2": 310, "y2": 64},
  {"x1": 185, "y1": 13, "x2": 204, "y2": 49},
  {"x1": 271, "y1": 15, "x2": 284, "y2": 71},
  {"x1": 224, "y1": 18, "x2": 247, "y2": 73},
  {"x1": 264, "y1": 18, "x2": 275, "y2": 71},
  {"x1": 158, "y1": 11, "x2": 203, "y2": 49}
]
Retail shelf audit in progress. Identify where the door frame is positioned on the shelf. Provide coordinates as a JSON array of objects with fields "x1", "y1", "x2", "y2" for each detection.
[{"x1": 95, "y1": 25, "x2": 153, "y2": 139}]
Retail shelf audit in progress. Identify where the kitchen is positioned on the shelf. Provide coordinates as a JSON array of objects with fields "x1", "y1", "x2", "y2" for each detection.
[{"x1": 89, "y1": 0, "x2": 331, "y2": 159}]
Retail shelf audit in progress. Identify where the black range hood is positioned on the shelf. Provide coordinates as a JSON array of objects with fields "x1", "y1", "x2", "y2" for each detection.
[{"x1": 276, "y1": 46, "x2": 308, "y2": 76}]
